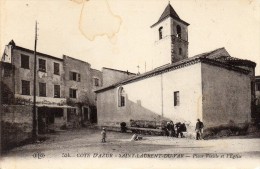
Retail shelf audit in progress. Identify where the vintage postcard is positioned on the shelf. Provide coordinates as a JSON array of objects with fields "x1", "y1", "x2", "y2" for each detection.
[{"x1": 0, "y1": 0, "x2": 260, "y2": 169}]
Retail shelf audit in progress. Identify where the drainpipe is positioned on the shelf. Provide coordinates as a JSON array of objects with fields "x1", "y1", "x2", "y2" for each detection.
[{"x1": 161, "y1": 74, "x2": 164, "y2": 117}]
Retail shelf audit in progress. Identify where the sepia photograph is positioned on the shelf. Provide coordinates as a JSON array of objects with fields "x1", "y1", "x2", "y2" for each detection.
[{"x1": 0, "y1": 0, "x2": 260, "y2": 168}]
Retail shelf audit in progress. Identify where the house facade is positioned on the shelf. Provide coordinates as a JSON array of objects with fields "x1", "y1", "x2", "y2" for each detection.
[
  {"x1": 255, "y1": 75, "x2": 260, "y2": 122},
  {"x1": 256, "y1": 76, "x2": 260, "y2": 105},
  {"x1": 102, "y1": 67, "x2": 136, "y2": 87},
  {"x1": 1, "y1": 40, "x2": 102, "y2": 133},
  {"x1": 95, "y1": 3, "x2": 256, "y2": 129}
]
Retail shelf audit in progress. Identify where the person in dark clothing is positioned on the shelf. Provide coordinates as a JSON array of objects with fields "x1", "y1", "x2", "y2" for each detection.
[
  {"x1": 180, "y1": 123, "x2": 186, "y2": 138},
  {"x1": 176, "y1": 122, "x2": 183, "y2": 138},
  {"x1": 169, "y1": 121, "x2": 175, "y2": 137},
  {"x1": 120, "y1": 122, "x2": 127, "y2": 133},
  {"x1": 195, "y1": 119, "x2": 204, "y2": 140},
  {"x1": 165, "y1": 122, "x2": 171, "y2": 136}
]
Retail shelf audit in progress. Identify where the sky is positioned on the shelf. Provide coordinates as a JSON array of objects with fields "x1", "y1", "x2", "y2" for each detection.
[{"x1": 1, "y1": 0, "x2": 260, "y2": 75}]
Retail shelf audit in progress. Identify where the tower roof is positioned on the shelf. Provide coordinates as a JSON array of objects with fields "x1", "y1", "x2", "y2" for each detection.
[
  {"x1": 159, "y1": 3, "x2": 180, "y2": 21},
  {"x1": 151, "y1": 3, "x2": 189, "y2": 28}
]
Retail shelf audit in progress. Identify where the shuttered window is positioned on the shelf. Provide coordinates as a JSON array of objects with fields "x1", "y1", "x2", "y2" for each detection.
[{"x1": 174, "y1": 91, "x2": 180, "y2": 106}]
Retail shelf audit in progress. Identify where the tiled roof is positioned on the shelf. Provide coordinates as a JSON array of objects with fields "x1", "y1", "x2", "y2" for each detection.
[
  {"x1": 193, "y1": 47, "x2": 230, "y2": 59},
  {"x1": 151, "y1": 3, "x2": 189, "y2": 28},
  {"x1": 14, "y1": 45, "x2": 63, "y2": 61},
  {"x1": 95, "y1": 47, "x2": 254, "y2": 93}
]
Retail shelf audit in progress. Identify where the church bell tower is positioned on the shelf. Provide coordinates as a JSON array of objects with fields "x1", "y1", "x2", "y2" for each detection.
[{"x1": 151, "y1": 2, "x2": 189, "y2": 67}]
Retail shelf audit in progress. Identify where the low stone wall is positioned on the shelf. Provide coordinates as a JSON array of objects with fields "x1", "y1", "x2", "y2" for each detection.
[{"x1": 0, "y1": 105, "x2": 33, "y2": 152}]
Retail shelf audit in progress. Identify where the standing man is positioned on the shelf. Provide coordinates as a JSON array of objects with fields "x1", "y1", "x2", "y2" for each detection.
[
  {"x1": 195, "y1": 119, "x2": 204, "y2": 140},
  {"x1": 165, "y1": 122, "x2": 171, "y2": 137}
]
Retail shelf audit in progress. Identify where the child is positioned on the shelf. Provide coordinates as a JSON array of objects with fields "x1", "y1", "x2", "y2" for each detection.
[
  {"x1": 101, "y1": 128, "x2": 106, "y2": 143},
  {"x1": 130, "y1": 133, "x2": 143, "y2": 141}
]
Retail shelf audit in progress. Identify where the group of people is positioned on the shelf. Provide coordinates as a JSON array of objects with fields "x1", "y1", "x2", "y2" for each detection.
[
  {"x1": 164, "y1": 121, "x2": 187, "y2": 138},
  {"x1": 101, "y1": 118, "x2": 204, "y2": 142},
  {"x1": 164, "y1": 118, "x2": 204, "y2": 140}
]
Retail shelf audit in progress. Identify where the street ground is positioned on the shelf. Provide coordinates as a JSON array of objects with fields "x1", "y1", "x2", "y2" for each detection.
[
  {"x1": 2, "y1": 128, "x2": 260, "y2": 158},
  {"x1": 1, "y1": 128, "x2": 260, "y2": 169}
]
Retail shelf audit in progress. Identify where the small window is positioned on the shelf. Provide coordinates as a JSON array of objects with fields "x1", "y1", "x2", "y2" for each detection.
[
  {"x1": 21, "y1": 80, "x2": 30, "y2": 95},
  {"x1": 159, "y1": 27, "x2": 163, "y2": 40},
  {"x1": 69, "y1": 88, "x2": 77, "y2": 98},
  {"x1": 39, "y1": 82, "x2": 46, "y2": 97},
  {"x1": 38, "y1": 59, "x2": 46, "y2": 72},
  {"x1": 176, "y1": 25, "x2": 181, "y2": 39},
  {"x1": 174, "y1": 91, "x2": 180, "y2": 106},
  {"x1": 69, "y1": 72, "x2": 81, "y2": 82},
  {"x1": 21, "y1": 54, "x2": 30, "y2": 69},
  {"x1": 179, "y1": 48, "x2": 182, "y2": 55},
  {"x1": 93, "y1": 78, "x2": 100, "y2": 87},
  {"x1": 54, "y1": 62, "x2": 60, "y2": 75},
  {"x1": 257, "y1": 83, "x2": 260, "y2": 91},
  {"x1": 118, "y1": 87, "x2": 125, "y2": 107},
  {"x1": 54, "y1": 85, "x2": 60, "y2": 98},
  {"x1": 78, "y1": 74, "x2": 81, "y2": 82}
]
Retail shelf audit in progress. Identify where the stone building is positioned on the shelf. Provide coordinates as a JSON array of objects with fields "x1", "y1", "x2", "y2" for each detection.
[
  {"x1": 102, "y1": 67, "x2": 136, "y2": 87},
  {"x1": 95, "y1": 3, "x2": 256, "y2": 129},
  {"x1": 0, "y1": 40, "x2": 102, "y2": 133},
  {"x1": 255, "y1": 75, "x2": 260, "y2": 122},
  {"x1": 256, "y1": 76, "x2": 260, "y2": 106},
  {"x1": 151, "y1": 3, "x2": 189, "y2": 68}
]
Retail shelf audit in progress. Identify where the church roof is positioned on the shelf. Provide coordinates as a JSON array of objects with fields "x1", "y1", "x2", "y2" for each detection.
[
  {"x1": 194, "y1": 47, "x2": 256, "y2": 68},
  {"x1": 151, "y1": 3, "x2": 189, "y2": 28},
  {"x1": 192, "y1": 47, "x2": 230, "y2": 59},
  {"x1": 95, "y1": 47, "x2": 254, "y2": 93}
]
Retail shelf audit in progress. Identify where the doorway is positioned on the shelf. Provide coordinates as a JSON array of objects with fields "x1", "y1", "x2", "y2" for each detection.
[
  {"x1": 83, "y1": 107, "x2": 89, "y2": 122},
  {"x1": 38, "y1": 107, "x2": 63, "y2": 133}
]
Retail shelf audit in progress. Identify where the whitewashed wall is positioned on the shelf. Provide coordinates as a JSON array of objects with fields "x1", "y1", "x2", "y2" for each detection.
[
  {"x1": 151, "y1": 18, "x2": 172, "y2": 69},
  {"x1": 97, "y1": 62, "x2": 202, "y2": 127}
]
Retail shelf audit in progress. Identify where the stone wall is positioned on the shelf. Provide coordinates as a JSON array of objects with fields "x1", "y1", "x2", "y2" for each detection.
[
  {"x1": 0, "y1": 105, "x2": 32, "y2": 152},
  {"x1": 201, "y1": 63, "x2": 251, "y2": 127}
]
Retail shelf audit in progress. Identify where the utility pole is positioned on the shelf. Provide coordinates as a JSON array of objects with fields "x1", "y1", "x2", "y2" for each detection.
[{"x1": 32, "y1": 21, "x2": 38, "y2": 142}]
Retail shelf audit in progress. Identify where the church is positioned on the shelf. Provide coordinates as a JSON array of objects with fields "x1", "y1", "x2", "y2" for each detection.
[{"x1": 95, "y1": 3, "x2": 256, "y2": 129}]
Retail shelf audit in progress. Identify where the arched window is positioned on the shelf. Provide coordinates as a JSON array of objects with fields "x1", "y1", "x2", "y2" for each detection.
[
  {"x1": 179, "y1": 48, "x2": 182, "y2": 55},
  {"x1": 118, "y1": 87, "x2": 125, "y2": 107},
  {"x1": 159, "y1": 27, "x2": 163, "y2": 40},
  {"x1": 176, "y1": 25, "x2": 181, "y2": 38}
]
